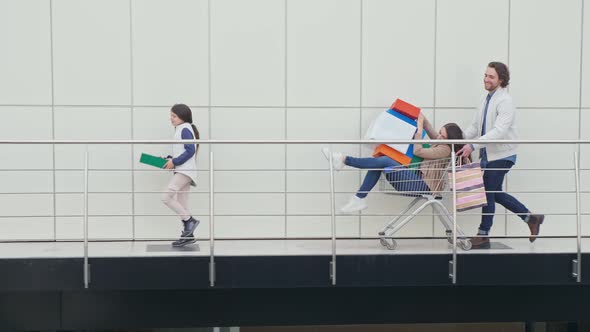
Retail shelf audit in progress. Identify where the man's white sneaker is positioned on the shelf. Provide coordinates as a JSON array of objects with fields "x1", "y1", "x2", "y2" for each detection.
[
  {"x1": 340, "y1": 195, "x2": 368, "y2": 213},
  {"x1": 321, "y1": 147, "x2": 344, "y2": 170}
]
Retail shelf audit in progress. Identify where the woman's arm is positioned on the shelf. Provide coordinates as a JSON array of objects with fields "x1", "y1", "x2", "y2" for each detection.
[
  {"x1": 414, "y1": 144, "x2": 451, "y2": 160},
  {"x1": 412, "y1": 114, "x2": 433, "y2": 156},
  {"x1": 415, "y1": 114, "x2": 424, "y2": 136},
  {"x1": 422, "y1": 116, "x2": 438, "y2": 139}
]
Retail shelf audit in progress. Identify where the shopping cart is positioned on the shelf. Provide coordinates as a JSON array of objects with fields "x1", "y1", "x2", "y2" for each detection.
[{"x1": 377, "y1": 158, "x2": 472, "y2": 251}]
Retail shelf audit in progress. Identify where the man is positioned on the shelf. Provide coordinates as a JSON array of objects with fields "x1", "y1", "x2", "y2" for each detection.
[{"x1": 457, "y1": 62, "x2": 544, "y2": 249}]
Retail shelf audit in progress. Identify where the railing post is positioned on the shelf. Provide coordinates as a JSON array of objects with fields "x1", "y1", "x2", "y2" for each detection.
[
  {"x1": 209, "y1": 151, "x2": 215, "y2": 287},
  {"x1": 328, "y1": 148, "x2": 336, "y2": 286},
  {"x1": 83, "y1": 145, "x2": 90, "y2": 289},
  {"x1": 574, "y1": 152, "x2": 582, "y2": 282},
  {"x1": 449, "y1": 145, "x2": 458, "y2": 285}
]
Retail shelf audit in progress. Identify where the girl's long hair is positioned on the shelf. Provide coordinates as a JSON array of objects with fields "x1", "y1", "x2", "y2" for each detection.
[
  {"x1": 171, "y1": 103, "x2": 200, "y2": 155},
  {"x1": 442, "y1": 123, "x2": 470, "y2": 164}
]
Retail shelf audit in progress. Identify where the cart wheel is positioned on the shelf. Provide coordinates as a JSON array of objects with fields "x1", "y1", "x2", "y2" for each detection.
[
  {"x1": 387, "y1": 239, "x2": 397, "y2": 250},
  {"x1": 380, "y1": 237, "x2": 397, "y2": 250},
  {"x1": 460, "y1": 239, "x2": 472, "y2": 251},
  {"x1": 384, "y1": 239, "x2": 397, "y2": 250},
  {"x1": 445, "y1": 231, "x2": 454, "y2": 244}
]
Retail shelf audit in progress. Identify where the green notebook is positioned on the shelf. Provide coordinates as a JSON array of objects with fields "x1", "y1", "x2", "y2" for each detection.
[{"x1": 140, "y1": 153, "x2": 167, "y2": 168}]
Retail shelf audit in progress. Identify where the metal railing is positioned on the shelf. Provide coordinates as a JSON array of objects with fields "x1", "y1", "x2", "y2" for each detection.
[{"x1": 0, "y1": 139, "x2": 589, "y2": 288}]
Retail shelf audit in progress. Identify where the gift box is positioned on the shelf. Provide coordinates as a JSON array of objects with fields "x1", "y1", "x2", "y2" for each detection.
[{"x1": 391, "y1": 98, "x2": 421, "y2": 120}]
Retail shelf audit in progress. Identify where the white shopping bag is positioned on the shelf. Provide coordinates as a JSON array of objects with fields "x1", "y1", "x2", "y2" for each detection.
[{"x1": 364, "y1": 110, "x2": 417, "y2": 154}]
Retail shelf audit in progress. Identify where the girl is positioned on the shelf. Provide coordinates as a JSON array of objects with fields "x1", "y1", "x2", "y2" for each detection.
[
  {"x1": 323, "y1": 113, "x2": 466, "y2": 213},
  {"x1": 162, "y1": 103, "x2": 200, "y2": 247}
]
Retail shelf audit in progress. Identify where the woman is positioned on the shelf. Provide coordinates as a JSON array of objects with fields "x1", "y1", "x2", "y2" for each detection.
[
  {"x1": 323, "y1": 114, "x2": 466, "y2": 213},
  {"x1": 161, "y1": 103, "x2": 201, "y2": 247}
]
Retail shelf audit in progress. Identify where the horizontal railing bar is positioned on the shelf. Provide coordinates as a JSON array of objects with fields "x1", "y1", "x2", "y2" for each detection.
[
  {"x1": 0, "y1": 235, "x2": 589, "y2": 244},
  {"x1": 0, "y1": 190, "x2": 585, "y2": 195},
  {"x1": 0, "y1": 212, "x2": 587, "y2": 219},
  {"x1": 0, "y1": 168, "x2": 588, "y2": 172},
  {"x1": 2, "y1": 139, "x2": 590, "y2": 145},
  {"x1": 1, "y1": 104, "x2": 585, "y2": 110}
]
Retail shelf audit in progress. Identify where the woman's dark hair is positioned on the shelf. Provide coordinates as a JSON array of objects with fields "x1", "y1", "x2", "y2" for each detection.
[
  {"x1": 488, "y1": 61, "x2": 510, "y2": 87},
  {"x1": 443, "y1": 123, "x2": 467, "y2": 163},
  {"x1": 171, "y1": 103, "x2": 200, "y2": 155}
]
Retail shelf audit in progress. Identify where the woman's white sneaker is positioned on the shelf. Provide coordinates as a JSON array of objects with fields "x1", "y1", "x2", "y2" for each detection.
[
  {"x1": 321, "y1": 148, "x2": 344, "y2": 170},
  {"x1": 340, "y1": 196, "x2": 368, "y2": 213}
]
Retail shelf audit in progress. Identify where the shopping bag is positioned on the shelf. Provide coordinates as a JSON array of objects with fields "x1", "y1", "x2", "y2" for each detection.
[
  {"x1": 373, "y1": 144, "x2": 412, "y2": 165},
  {"x1": 366, "y1": 109, "x2": 417, "y2": 151},
  {"x1": 448, "y1": 162, "x2": 488, "y2": 211},
  {"x1": 367, "y1": 109, "x2": 418, "y2": 165},
  {"x1": 391, "y1": 98, "x2": 421, "y2": 120}
]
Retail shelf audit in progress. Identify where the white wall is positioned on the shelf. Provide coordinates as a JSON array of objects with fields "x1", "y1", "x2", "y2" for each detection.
[{"x1": 0, "y1": 0, "x2": 587, "y2": 241}]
